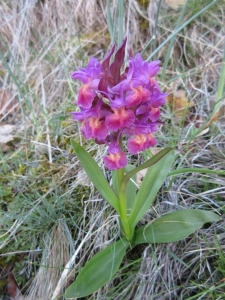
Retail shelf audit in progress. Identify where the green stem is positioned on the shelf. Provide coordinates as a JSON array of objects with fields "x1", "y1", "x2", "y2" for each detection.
[
  {"x1": 116, "y1": 136, "x2": 134, "y2": 242},
  {"x1": 117, "y1": 168, "x2": 133, "y2": 242}
]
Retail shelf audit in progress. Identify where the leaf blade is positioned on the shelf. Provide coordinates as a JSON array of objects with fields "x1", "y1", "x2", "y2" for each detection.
[
  {"x1": 125, "y1": 165, "x2": 137, "y2": 215},
  {"x1": 71, "y1": 139, "x2": 120, "y2": 213},
  {"x1": 65, "y1": 238, "x2": 129, "y2": 298},
  {"x1": 121, "y1": 148, "x2": 174, "y2": 188},
  {"x1": 133, "y1": 209, "x2": 221, "y2": 246},
  {"x1": 128, "y1": 149, "x2": 175, "y2": 230}
]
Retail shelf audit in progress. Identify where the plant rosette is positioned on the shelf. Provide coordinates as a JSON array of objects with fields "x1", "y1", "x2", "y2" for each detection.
[{"x1": 65, "y1": 38, "x2": 221, "y2": 299}]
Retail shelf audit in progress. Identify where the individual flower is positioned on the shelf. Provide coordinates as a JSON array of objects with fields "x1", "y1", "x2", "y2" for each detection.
[
  {"x1": 77, "y1": 85, "x2": 96, "y2": 109},
  {"x1": 72, "y1": 98, "x2": 110, "y2": 140},
  {"x1": 103, "y1": 152, "x2": 127, "y2": 170},
  {"x1": 103, "y1": 143, "x2": 127, "y2": 170},
  {"x1": 125, "y1": 85, "x2": 151, "y2": 108},
  {"x1": 137, "y1": 104, "x2": 160, "y2": 122},
  {"x1": 71, "y1": 58, "x2": 102, "y2": 109},
  {"x1": 127, "y1": 133, "x2": 156, "y2": 155},
  {"x1": 105, "y1": 106, "x2": 135, "y2": 131},
  {"x1": 81, "y1": 117, "x2": 108, "y2": 140},
  {"x1": 132, "y1": 54, "x2": 161, "y2": 82}
]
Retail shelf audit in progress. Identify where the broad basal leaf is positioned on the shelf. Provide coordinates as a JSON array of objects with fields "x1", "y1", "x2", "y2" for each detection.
[
  {"x1": 65, "y1": 238, "x2": 129, "y2": 299},
  {"x1": 133, "y1": 209, "x2": 221, "y2": 246},
  {"x1": 71, "y1": 139, "x2": 120, "y2": 213},
  {"x1": 128, "y1": 149, "x2": 175, "y2": 231}
]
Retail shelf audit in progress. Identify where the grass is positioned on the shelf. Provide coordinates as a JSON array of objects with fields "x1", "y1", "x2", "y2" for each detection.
[{"x1": 0, "y1": 0, "x2": 225, "y2": 299}]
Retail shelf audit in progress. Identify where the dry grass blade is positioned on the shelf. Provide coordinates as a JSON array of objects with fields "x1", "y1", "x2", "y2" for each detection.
[{"x1": 26, "y1": 220, "x2": 73, "y2": 300}]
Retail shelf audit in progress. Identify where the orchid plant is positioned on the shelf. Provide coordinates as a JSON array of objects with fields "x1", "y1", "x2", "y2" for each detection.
[{"x1": 65, "y1": 38, "x2": 220, "y2": 299}]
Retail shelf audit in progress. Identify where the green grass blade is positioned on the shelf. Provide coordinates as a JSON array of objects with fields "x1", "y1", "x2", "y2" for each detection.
[
  {"x1": 209, "y1": 36, "x2": 225, "y2": 121},
  {"x1": 152, "y1": 0, "x2": 163, "y2": 60},
  {"x1": 168, "y1": 167, "x2": 225, "y2": 177},
  {"x1": 118, "y1": 0, "x2": 124, "y2": 46},
  {"x1": 160, "y1": 0, "x2": 189, "y2": 79},
  {"x1": 217, "y1": 36, "x2": 225, "y2": 101},
  {"x1": 147, "y1": 0, "x2": 219, "y2": 61},
  {"x1": 165, "y1": 248, "x2": 190, "y2": 269},
  {"x1": 186, "y1": 282, "x2": 225, "y2": 300},
  {"x1": 128, "y1": 149, "x2": 175, "y2": 231},
  {"x1": 141, "y1": 35, "x2": 156, "y2": 56},
  {"x1": 107, "y1": 0, "x2": 114, "y2": 42}
]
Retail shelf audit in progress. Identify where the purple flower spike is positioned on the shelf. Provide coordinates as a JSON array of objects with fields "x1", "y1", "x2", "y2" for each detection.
[{"x1": 71, "y1": 37, "x2": 166, "y2": 169}]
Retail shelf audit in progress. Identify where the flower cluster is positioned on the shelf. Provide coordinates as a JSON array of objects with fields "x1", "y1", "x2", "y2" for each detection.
[{"x1": 71, "y1": 38, "x2": 166, "y2": 170}]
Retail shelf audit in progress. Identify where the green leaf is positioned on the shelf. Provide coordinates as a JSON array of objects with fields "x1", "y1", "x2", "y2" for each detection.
[
  {"x1": 65, "y1": 238, "x2": 129, "y2": 299},
  {"x1": 133, "y1": 209, "x2": 221, "y2": 246},
  {"x1": 128, "y1": 149, "x2": 175, "y2": 231},
  {"x1": 121, "y1": 148, "x2": 174, "y2": 189},
  {"x1": 112, "y1": 170, "x2": 119, "y2": 195},
  {"x1": 125, "y1": 165, "x2": 136, "y2": 215},
  {"x1": 71, "y1": 139, "x2": 120, "y2": 213}
]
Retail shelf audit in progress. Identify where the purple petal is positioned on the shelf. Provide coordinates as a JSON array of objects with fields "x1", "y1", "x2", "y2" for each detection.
[
  {"x1": 77, "y1": 85, "x2": 96, "y2": 109},
  {"x1": 147, "y1": 60, "x2": 161, "y2": 78},
  {"x1": 71, "y1": 70, "x2": 89, "y2": 84},
  {"x1": 108, "y1": 143, "x2": 120, "y2": 154},
  {"x1": 102, "y1": 44, "x2": 116, "y2": 72}
]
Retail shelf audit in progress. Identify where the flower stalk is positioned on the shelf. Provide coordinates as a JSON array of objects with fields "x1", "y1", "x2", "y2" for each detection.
[{"x1": 117, "y1": 168, "x2": 134, "y2": 242}]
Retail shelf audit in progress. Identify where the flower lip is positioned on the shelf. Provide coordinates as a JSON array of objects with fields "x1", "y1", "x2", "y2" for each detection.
[
  {"x1": 105, "y1": 106, "x2": 135, "y2": 131},
  {"x1": 103, "y1": 151, "x2": 128, "y2": 170},
  {"x1": 82, "y1": 117, "x2": 108, "y2": 140},
  {"x1": 125, "y1": 85, "x2": 151, "y2": 108}
]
